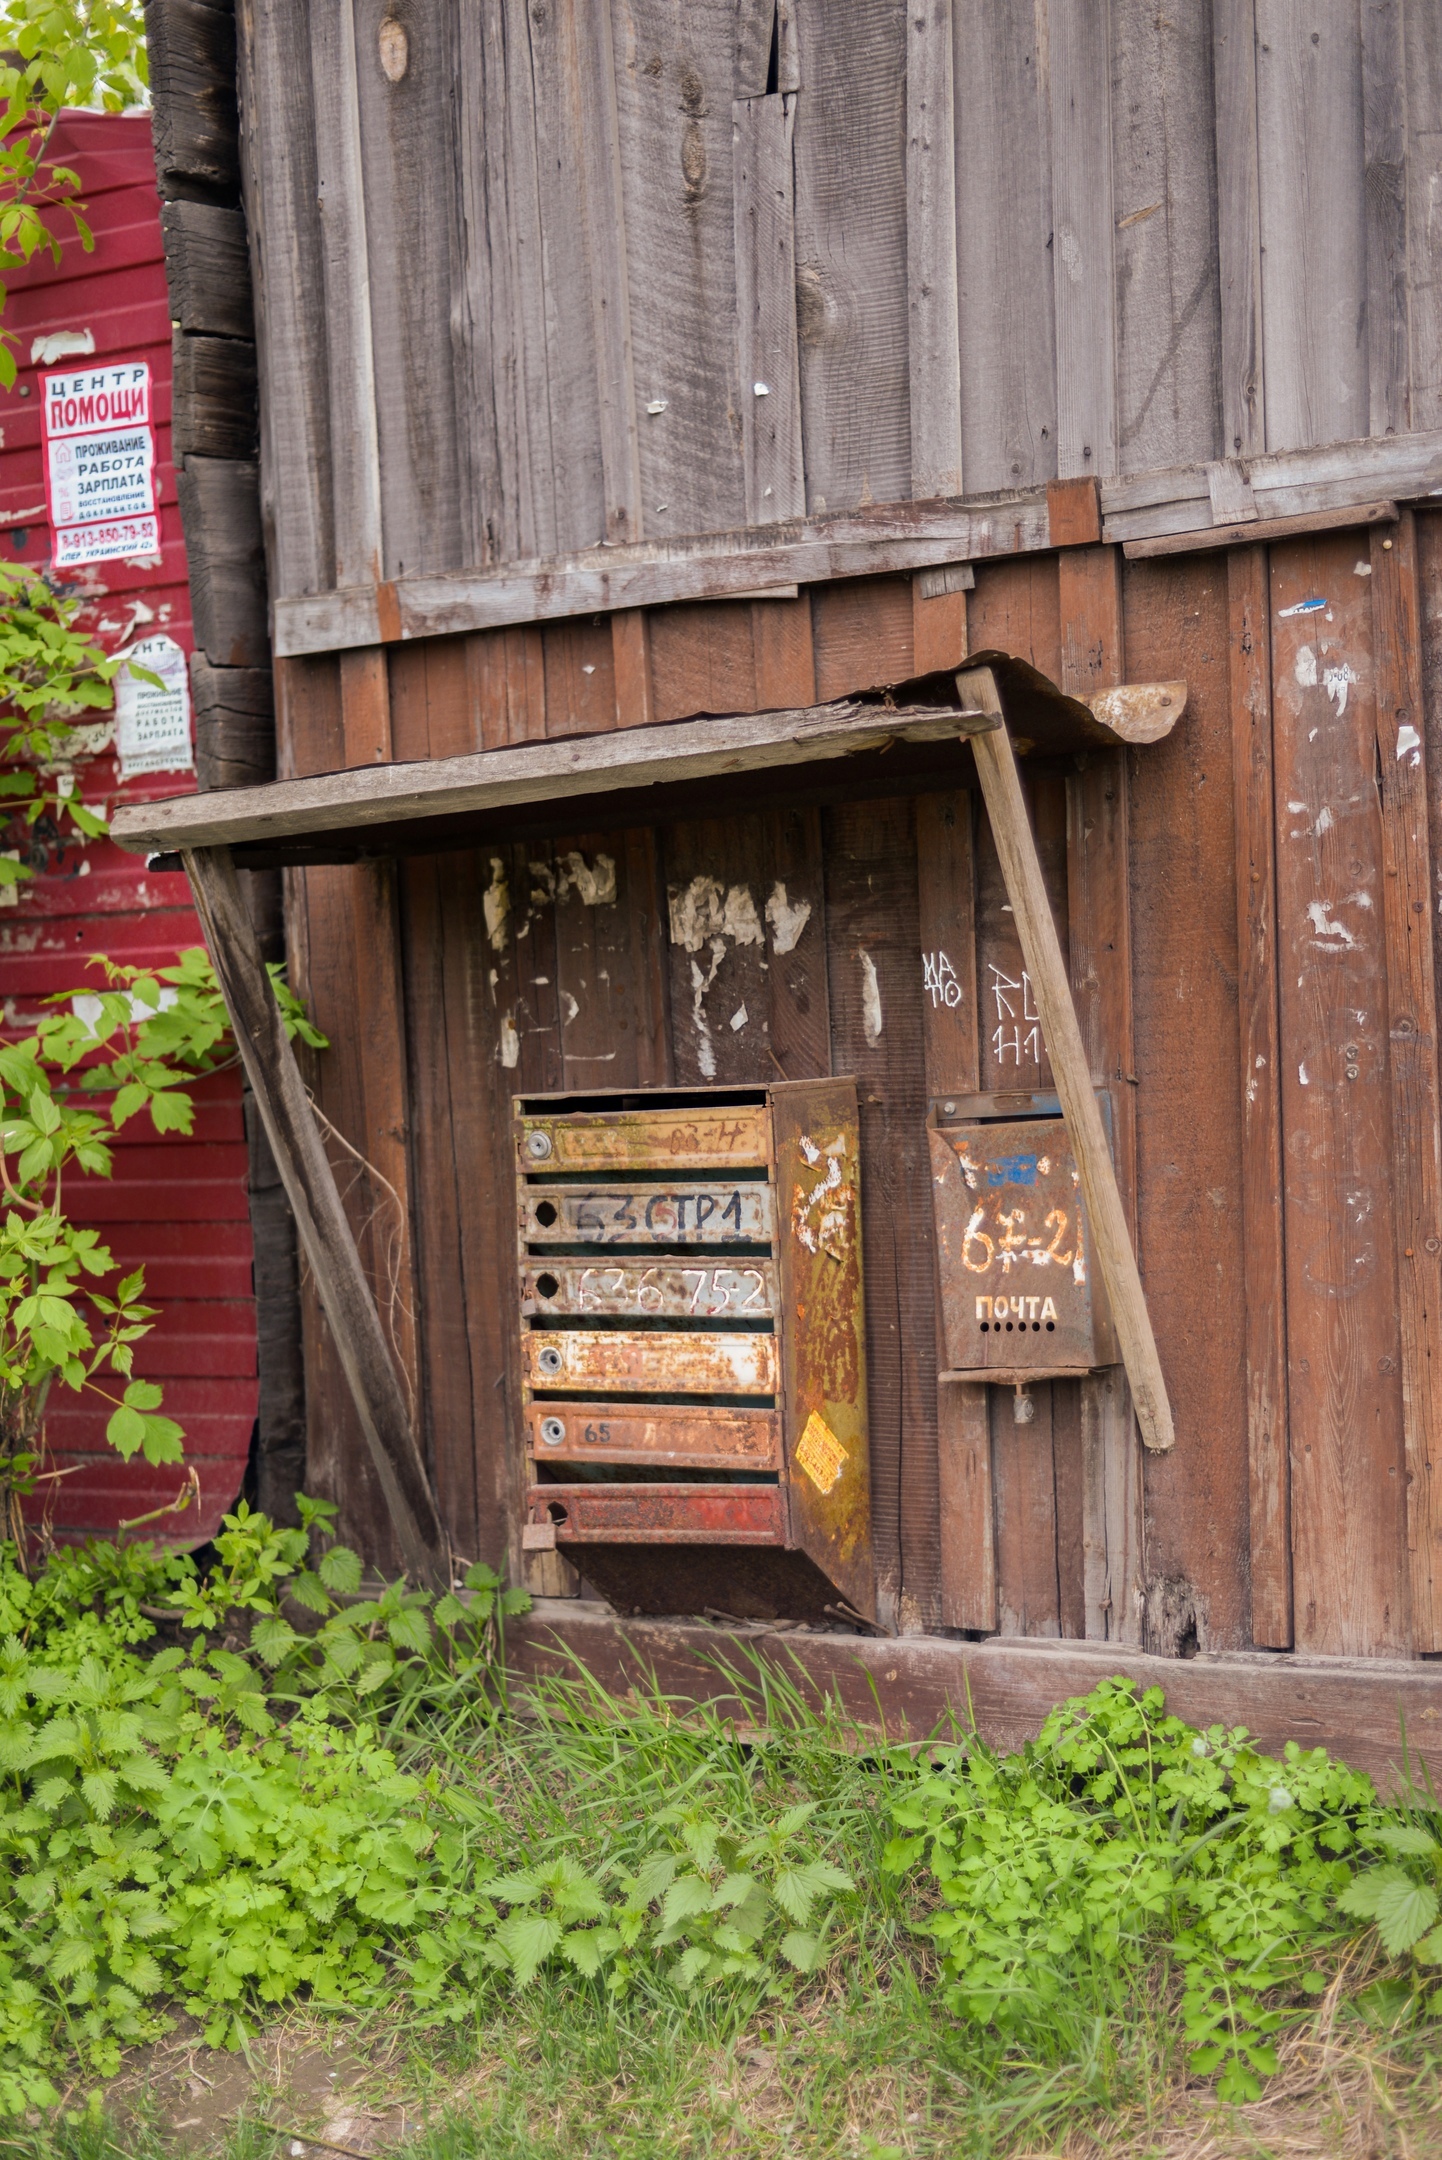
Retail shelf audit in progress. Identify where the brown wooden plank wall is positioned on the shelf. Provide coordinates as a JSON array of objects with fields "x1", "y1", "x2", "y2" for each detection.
[
  {"x1": 241, "y1": 0, "x2": 1442, "y2": 618},
  {"x1": 279, "y1": 522, "x2": 1442, "y2": 1654}
]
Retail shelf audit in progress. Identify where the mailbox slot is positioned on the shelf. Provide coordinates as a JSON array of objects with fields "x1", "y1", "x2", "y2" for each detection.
[{"x1": 930, "y1": 1090, "x2": 1118, "y2": 1382}]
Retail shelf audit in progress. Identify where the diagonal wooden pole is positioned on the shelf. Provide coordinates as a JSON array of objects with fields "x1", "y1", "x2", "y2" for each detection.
[
  {"x1": 183, "y1": 844, "x2": 450, "y2": 1581},
  {"x1": 958, "y1": 666, "x2": 1175, "y2": 1453}
]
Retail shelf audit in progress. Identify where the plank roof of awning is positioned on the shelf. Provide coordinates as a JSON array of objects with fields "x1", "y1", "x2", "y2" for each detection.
[{"x1": 111, "y1": 655, "x2": 1178, "y2": 869}]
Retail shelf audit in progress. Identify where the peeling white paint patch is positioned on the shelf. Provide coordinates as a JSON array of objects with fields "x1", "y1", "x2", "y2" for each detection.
[
  {"x1": 1348, "y1": 889, "x2": 1373, "y2": 910},
  {"x1": 1398, "y1": 723, "x2": 1422, "y2": 765},
  {"x1": 559, "y1": 851, "x2": 617, "y2": 906},
  {"x1": 1323, "y1": 663, "x2": 1358, "y2": 716},
  {"x1": 499, "y1": 1014, "x2": 520, "y2": 1068},
  {"x1": 765, "y1": 880, "x2": 812, "y2": 954},
  {"x1": 1287, "y1": 800, "x2": 1308, "y2": 813},
  {"x1": 1307, "y1": 899, "x2": 1356, "y2": 949},
  {"x1": 483, "y1": 858, "x2": 510, "y2": 950},
  {"x1": 31, "y1": 326, "x2": 94, "y2": 364},
  {"x1": 1294, "y1": 645, "x2": 1318, "y2": 688},
  {"x1": 669, "y1": 875, "x2": 762, "y2": 951},
  {"x1": 1299, "y1": 1062, "x2": 1309, "y2": 1086},
  {"x1": 860, "y1": 952, "x2": 883, "y2": 1044},
  {"x1": 561, "y1": 992, "x2": 579, "y2": 1024},
  {"x1": 1058, "y1": 225, "x2": 1083, "y2": 282},
  {"x1": 1279, "y1": 597, "x2": 1327, "y2": 618},
  {"x1": 529, "y1": 861, "x2": 555, "y2": 903},
  {"x1": 1314, "y1": 805, "x2": 1334, "y2": 835},
  {"x1": 730, "y1": 1004, "x2": 748, "y2": 1032},
  {"x1": 688, "y1": 943, "x2": 726, "y2": 1079},
  {"x1": 1354, "y1": 561, "x2": 1373, "y2": 577}
]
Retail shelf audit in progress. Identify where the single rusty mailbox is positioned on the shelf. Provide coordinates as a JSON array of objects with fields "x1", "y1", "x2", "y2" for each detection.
[
  {"x1": 515, "y1": 1081, "x2": 874, "y2": 1618},
  {"x1": 929, "y1": 1092, "x2": 1118, "y2": 1381}
]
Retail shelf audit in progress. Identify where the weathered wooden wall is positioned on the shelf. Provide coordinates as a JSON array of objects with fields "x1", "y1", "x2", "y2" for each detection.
[
  {"x1": 278, "y1": 518, "x2": 1442, "y2": 1657},
  {"x1": 235, "y1": 0, "x2": 1442, "y2": 624}
]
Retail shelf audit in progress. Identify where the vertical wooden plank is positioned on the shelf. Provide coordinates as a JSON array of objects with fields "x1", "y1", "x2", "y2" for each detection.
[
  {"x1": 352, "y1": 0, "x2": 463, "y2": 577},
  {"x1": 612, "y1": 0, "x2": 747, "y2": 539},
  {"x1": 452, "y1": 0, "x2": 606, "y2": 561},
  {"x1": 1213, "y1": 0, "x2": 1266, "y2": 456},
  {"x1": 1059, "y1": 545, "x2": 1143, "y2": 1645},
  {"x1": 338, "y1": 646, "x2": 392, "y2": 767},
  {"x1": 307, "y1": 0, "x2": 384, "y2": 586},
  {"x1": 991, "y1": 1386, "x2": 1062, "y2": 1637},
  {"x1": 733, "y1": 91, "x2": 806, "y2": 524},
  {"x1": 662, "y1": 816, "x2": 773, "y2": 1085},
  {"x1": 734, "y1": 0, "x2": 777, "y2": 98},
  {"x1": 761, "y1": 804, "x2": 831, "y2": 1082},
  {"x1": 398, "y1": 856, "x2": 480, "y2": 1562},
  {"x1": 1110, "y1": 0, "x2": 1223, "y2": 473},
  {"x1": 789, "y1": 0, "x2": 911, "y2": 514},
  {"x1": 1363, "y1": 0, "x2": 1410, "y2": 440},
  {"x1": 912, "y1": 583, "x2": 969, "y2": 674},
  {"x1": 752, "y1": 594, "x2": 817, "y2": 707},
  {"x1": 811, "y1": 577, "x2": 914, "y2": 703},
  {"x1": 1253, "y1": 0, "x2": 1368, "y2": 448},
  {"x1": 1125, "y1": 553, "x2": 1252, "y2": 1653},
  {"x1": 649, "y1": 603, "x2": 757, "y2": 722},
  {"x1": 824, "y1": 795, "x2": 941, "y2": 1632},
  {"x1": 1270, "y1": 532, "x2": 1407, "y2": 1655},
  {"x1": 542, "y1": 620, "x2": 617, "y2": 740},
  {"x1": 967, "y1": 556, "x2": 1063, "y2": 683},
  {"x1": 470, "y1": 627, "x2": 548, "y2": 751},
  {"x1": 917, "y1": 789, "x2": 995, "y2": 1632},
  {"x1": 611, "y1": 612, "x2": 653, "y2": 730},
  {"x1": 1404, "y1": 0, "x2": 1442, "y2": 432},
  {"x1": 1048, "y1": 0, "x2": 1117, "y2": 480},
  {"x1": 236, "y1": 0, "x2": 335, "y2": 596},
  {"x1": 1227, "y1": 545, "x2": 1291, "y2": 1647},
  {"x1": 906, "y1": 0, "x2": 962, "y2": 498},
  {"x1": 1372, "y1": 514, "x2": 1442, "y2": 1649},
  {"x1": 575, "y1": 0, "x2": 643, "y2": 543},
  {"x1": 952, "y1": 0, "x2": 1057, "y2": 493}
]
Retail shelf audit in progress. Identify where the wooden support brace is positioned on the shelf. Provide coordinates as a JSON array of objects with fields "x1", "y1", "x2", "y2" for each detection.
[
  {"x1": 958, "y1": 665, "x2": 1175, "y2": 1454},
  {"x1": 182, "y1": 843, "x2": 449, "y2": 1585}
]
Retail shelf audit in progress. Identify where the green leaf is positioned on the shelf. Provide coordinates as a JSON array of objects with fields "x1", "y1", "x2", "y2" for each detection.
[
  {"x1": 779, "y1": 1929, "x2": 822, "y2": 1973},
  {"x1": 1374, "y1": 1825, "x2": 1441, "y2": 1859},
  {"x1": 105, "y1": 1404, "x2": 146, "y2": 1459},
  {"x1": 318, "y1": 1544, "x2": 362, "y2": 1595},
  {"x1": 1374, "y1": 1877, "x2": 1440, "y2": 1957},
  {"x1": 496, "y1": 1913, "x2": 562, "y2": 1987}
]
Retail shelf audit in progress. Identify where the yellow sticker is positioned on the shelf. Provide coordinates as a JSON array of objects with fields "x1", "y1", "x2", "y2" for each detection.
[{"x1": 794, "y1": 1411, "x2": 848, "y2": 1495}]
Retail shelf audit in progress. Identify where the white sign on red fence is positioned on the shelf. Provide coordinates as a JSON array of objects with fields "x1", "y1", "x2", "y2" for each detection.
[{"x1": 41, "y1": 360, "x2": 158, "y2": 568}]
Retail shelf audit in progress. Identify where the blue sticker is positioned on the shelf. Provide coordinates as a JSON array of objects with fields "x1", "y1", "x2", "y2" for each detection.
[
  {"x1": 1276, "y1": 596, "x2": 1327, "y2": 617},
  {"x1": 987, "y1": 1153, "x2": 1038, "y2": 1187}
]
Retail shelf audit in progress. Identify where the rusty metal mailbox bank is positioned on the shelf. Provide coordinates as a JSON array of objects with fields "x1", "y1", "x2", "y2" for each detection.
[
  {"x1": 516, "y1": 1081, "x2": 874, "y2": 1619},
  {"x1": 929, "y1": 1093, "x2": 1118, "y2": 1384}
]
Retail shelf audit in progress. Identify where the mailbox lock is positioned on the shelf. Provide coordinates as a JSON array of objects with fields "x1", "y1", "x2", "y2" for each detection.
[
  {"x1": 537, "y1": 1343, "x2": 564, "y2": 1376},
  {"x1": 526, "y1": 1129, "x2": 554, "y2": 1161},
  {"x1": 540, "y1": 1415, "x2": 567, "y2": 1447}
]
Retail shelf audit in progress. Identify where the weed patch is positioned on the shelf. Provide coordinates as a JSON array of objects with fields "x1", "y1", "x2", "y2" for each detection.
[{"x1": 0, "y1": 1504, "x2": 1438, "y2": 2153}]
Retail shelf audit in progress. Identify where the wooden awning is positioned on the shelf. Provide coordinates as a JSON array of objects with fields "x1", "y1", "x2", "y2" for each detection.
[{"x1": 110, "y1": 654, "x2": 1185, "y2": 868}]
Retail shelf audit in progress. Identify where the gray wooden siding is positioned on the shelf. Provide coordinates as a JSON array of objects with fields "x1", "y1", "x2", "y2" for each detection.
[{"x1": 240, "y1": 0, "x2": 1442, "y2": 601}]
